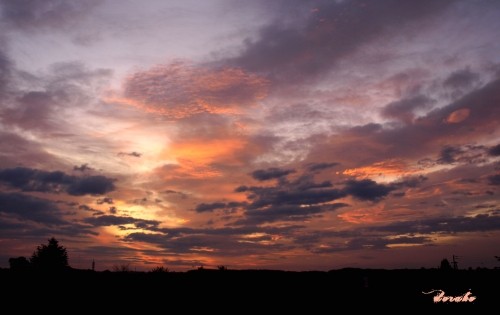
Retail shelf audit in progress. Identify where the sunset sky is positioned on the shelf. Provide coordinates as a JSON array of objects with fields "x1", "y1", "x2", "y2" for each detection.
[{"x1": 1, "y1": 0, "x2": 499, "y2": 271}]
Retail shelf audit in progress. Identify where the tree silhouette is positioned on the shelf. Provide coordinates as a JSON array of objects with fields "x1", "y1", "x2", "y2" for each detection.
[
  {"x1": 440, "y1": 258, "x2": 452, "y2": 270},
  {"x1": 9, "y1": 256, "x2": 30, "y2": 271},
  {"x1": 30, "y1": 237, "x2": 69, "y2": 271}
]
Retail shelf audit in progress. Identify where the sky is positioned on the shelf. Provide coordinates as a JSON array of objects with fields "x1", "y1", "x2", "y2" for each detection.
[{"x1": 0, "y1": 0, "x2": 499, "y2": 271}]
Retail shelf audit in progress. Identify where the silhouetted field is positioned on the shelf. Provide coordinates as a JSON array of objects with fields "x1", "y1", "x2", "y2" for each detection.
[{"x1": 1, "y1": 268, "x2": 498, "y2": 310}]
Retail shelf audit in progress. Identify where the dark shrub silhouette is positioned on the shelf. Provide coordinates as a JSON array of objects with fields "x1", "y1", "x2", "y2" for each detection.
[
  {"x1": 150, "y1": 266, "x2": 169, "y2": 273},
  {"x1": 9, "y1": 256, "x2": 30, "y2": 271},
  {"x1": 112, "y1": 264, "x2": 131, "y2": 272},
  {"x1": 30, "y1": 237, "x2": 69, "y2": 271}
]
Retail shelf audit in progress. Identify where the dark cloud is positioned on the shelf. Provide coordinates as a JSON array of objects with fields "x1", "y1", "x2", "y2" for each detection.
[
  {"x1": 487, "y1": 174, "x2": 500, "y2": 185},
  {"x1": 83, "y1": 215, "x2": 160, "y2": 229},
  {"x1": 240, "y1": 203, "x2": 348, "y2": 225},
  {"x1": 0, "y1": 192, "x2": 64, "y2": 225},
  {"x1": 195, "y1": 202, "x2": 235, "y2": 213},
  {"x1": 437, "y1": 145, "x2": 487, "y2": 165},
  {"x1": 306, "y1": 162, "x2": 339, "y2": 172},
  {"x1": 96, "y1": 197, "x2": 114, "y2": 205},
  {"x1": 377, "y1": 214, "x2": 500, "y2": 234},
  {"x1": 118, "y1": 151, "x2": 142, "y2": 158},
  {"x1": 438, "y1": 146, "x2": 462, "y2": 164},
  {"x1": 251, "y1": 167, "x2": 295, "y2": 181},
  {"x1": 232, "y1": 175, "x2": 348, "y2": 224},
  {"x1": 382, "y1": 95, "x2": 433, "y2": 124},
  {"x1": 0, "y1": 0, "x2": 101, "y2": 32},
  {"x1": 162, "y1": 190, "x2": 189, "y2": 199},
  {"x1": 488, "y1": 144, "x2": 500, "y2": 156},
  {"x1": 0, "y1": 46, "x2": 12, "y2": 95},
  {"x1": 73, "y1": 163, "x2": 93, "y2": 172},
  {"x1": 78, "y1": 204, "x2": 104, "y2": 216},
  {"x1": 342, "y1": 179, "x2": 394, "y2": 202},
  {"x1": 66, "y1": 175, "x2": 115, "y2": 195},
  {"x1": 228, "y1": 0, "x2": 455, "y2": 83},
  {"x1": 307, "y1": 77, "x2": 500, "y2": 167},
  {"x1": 0, "y1": 167, "x2": 115, "y2": 196},
  {"x1": 313, "y1": 236, "x2": 432, "y2": 253},
  {"x1": 443, "y1": 68, "x2": 480, "y2": 90}
]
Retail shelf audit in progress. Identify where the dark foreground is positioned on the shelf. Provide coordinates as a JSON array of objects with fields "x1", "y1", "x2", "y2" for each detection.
[{"x1": 1, "y1": 268, "x2": 498, "y2": 310}]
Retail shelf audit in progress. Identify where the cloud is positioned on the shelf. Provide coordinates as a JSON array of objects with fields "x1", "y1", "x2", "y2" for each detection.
[
  {"x1": 313, "y1": 236, "x2": 432, "y2": 253},
  {"x1": 488, "y1": 144, "x2": 500, "y2": 156},
  {"x1": 73, "y1": 163, "x2": 94, "y2": 172},
  {"x1": 194, "y1": 201, "x2": 245, "y2": 213},
  {"x1": 0, "y1": 62, "x2": 112, "y2": 133},
  {"x1": 83, "y1": 215, "x2": 160, "y2": 229},
  {"x1": 118, "y1": 151, "x2": 142, "y2": 158},
  {"x1": 232, "y1": 174, "x2": 350, "y2": 224},
  {"x1": 0, "y1": 192, "x2": 64, "y2": 225},
  {"x1": 445, "y1": 108, "x2": 470, "y2": 124},
  {"x1": 96, "y1": 197, "x2": 113, "y2": 205},
  {"x1": 228, "y1": 0, "x2": 456, "y2": 83},
  {"x1": 0, "y1": 46, "x2": 11, "y2": 95},
  {"x1": 0, "y1": 167, "x2": 115, "y2": 196},
  {"x1": 307, "y1": 77, "x2": 500, "y2": 168},
  {"x1": 66, "y1": 175, "x2": 116, "y2": 196},
  {"x1": 306, "y1": 162, "x2": 339, "y2": 172},
  {"x1": 118, "y1": 62, "x2": 268, "y2": 119},
  {"x1": 377, "y1": 214, "x2": 500, "y2": 234},
  {"x1": 443, "y1": 68, "x2": 480, "y2": 91},
  {"x1": 382, "y1": 95, "x2": 433, "y2": 124},
  {"x1": 251, "y1": 167, "x2": 295, "y2": 181},
  {"x1": 487, "y1": 175, "x2": 500, "y2": 185},
  {"x1": 124, "y1": 225, "x2": 299, "y2": 255},
  {"x1": 434, "y1": 144, "x2": 488, "y2": 165},
  {"x1": 342, "y1": 179, "x2": 395, "y2": 202},
  {"x1": 0, "y1": 0, "x2": 101, "y2": 32}
]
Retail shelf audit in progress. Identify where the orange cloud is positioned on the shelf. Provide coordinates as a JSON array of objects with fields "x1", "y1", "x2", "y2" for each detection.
[
  {"x1": 445, "y1": 108, "x2": 470, "y2": 124},
  {"x1": 343, "y1": 159, "x2": 420, "y2": 180},
  {"x1": 115, "y1": 62, "x2": 269, "y2": 119}
]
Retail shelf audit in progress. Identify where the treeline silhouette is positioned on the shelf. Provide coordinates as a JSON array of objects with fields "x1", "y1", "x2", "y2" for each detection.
[{"x1": 3, "y1": 238, "x2": 499, "y2": 309}]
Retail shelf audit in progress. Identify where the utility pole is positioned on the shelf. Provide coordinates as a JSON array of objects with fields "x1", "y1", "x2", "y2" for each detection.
[
  {"x1": 452, "y1": 255, "x2": 459, "y2": 270},
  {"x1": 92, "y1": 259, "x2": 95, "y2": 271}
]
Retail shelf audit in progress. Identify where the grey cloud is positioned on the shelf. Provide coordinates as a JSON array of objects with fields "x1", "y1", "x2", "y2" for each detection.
[
  {"x1": 0, "y1": 46, "x2": 11, "y2": 95},
  {"x1": 251, "y1": 167, "x2": 295, "y2": 181},
  {"x1": 342, "y1": 179, "x2": 394, "y2": 202},
  {"x1": 0, "y1": 62, "x2": 112, "y2": 133},
  {"x1": 66, "y1": 175, "x2": 115, "y2": 196},
  {"x1": 437, "y1": 145, "x2": 487, "y2": 165},
  {"x1": 118, "y1": 151, "x2": 142, "y2": 158},
  {"x1": 229, "y1": 0, "x2": 455, "y2": 83},
  {"x1": 377, "y1": 214, "x2": 500, "y2": 234},
  {"x1": 443, "y1": 68, "x2": 480, "y2": 90},
  {"x1": 313, "y1": 236, "x2": 432, "y2": 253},
  {"x1": 84, "y1": 215, "x2": 160, "y2": 229},
  {"x1": 307, "y1": 77, "x2": 500, "y2": 167},
  {"x1": 488, "y1": 144, "x2": 500, "y2": 156},
  {"x1": 382, "y1": 95, "x2": 433, "y2": 124},
  {"x1": 0, "y1": 167, "x2": 115, "y2": 196},
  {"x1": 0, "y1": 0, "x2": 101, "y2": 32},
  {"x1": 73, "y1": 163, "x2": 93, "y2": 172},
  {"x1": 488, "y1": 175, "x2": 500, "y2": 185},
  {"x1": 306, "y1": 162, "x2": 339, "y2": 172},
  {"x1": 195, "y1": 201, "x2": 246, "y2": 213},
  {"x1": 0, "y1": 192, "x2": 64, "y2": 225},
  {"x1": 96, "y1": 197, "x2": 113, "y2": 205}
]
